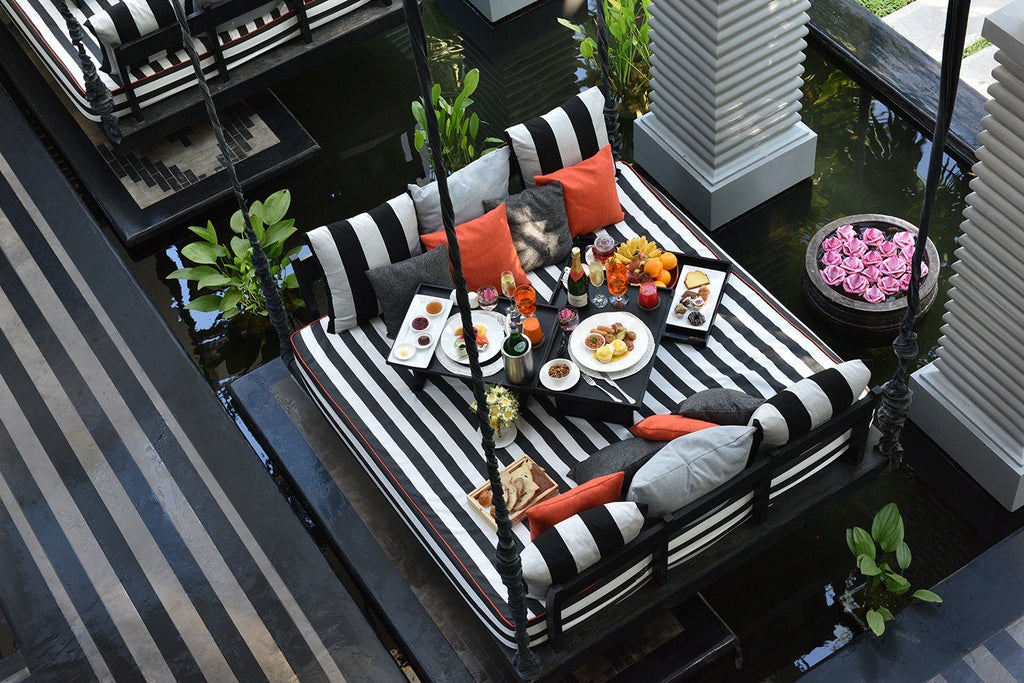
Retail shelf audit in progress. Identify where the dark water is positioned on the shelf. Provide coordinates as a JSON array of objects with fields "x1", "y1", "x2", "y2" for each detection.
[{"x1": 120, "y1": 3, "x2": 988, "y2": 679}]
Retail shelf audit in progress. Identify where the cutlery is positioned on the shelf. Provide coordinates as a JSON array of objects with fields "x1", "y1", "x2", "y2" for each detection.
[
  {"x1": 599, "y1": 373, "x2": 633, "y2": 403},
  {"x1": 581, "y1": 372, "x2": 622, "y2": 403}
]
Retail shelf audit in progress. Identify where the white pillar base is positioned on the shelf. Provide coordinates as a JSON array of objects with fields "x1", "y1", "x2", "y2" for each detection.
[
  {"x1": 634, "y1": 112, "x2": 817, "y2": 230},
  {"x1": 910, "y1": 362, "x2": 1024, "y2": 511}
]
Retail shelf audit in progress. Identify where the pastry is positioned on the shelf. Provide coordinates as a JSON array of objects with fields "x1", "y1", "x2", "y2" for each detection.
[
  {"x1": 688, "y1": 310, "x2": 706, "y2": 326},
  {"x1": 594, "y1": 345, "x2": 615, "y2": 363}
]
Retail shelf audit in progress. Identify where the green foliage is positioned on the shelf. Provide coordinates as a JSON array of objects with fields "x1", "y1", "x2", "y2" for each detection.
[
  {"x1": 557, "y1": 0, "x2": 652, "y2": 117},
  {"x1": 963, "y1": 37, "x2": 992, "y2": 58},
  {"x1": 846, "y1": 503, "x2": 941, "y2": 637},
  {"x1": 856, "y1": 0, "x2": 913, "y2": 18},
  {"x1": 167, "y1": 190, "x2": 304, "y2": 320},
  {"x1": 410, "y1": 68, "x2": 504, "y2": 173}
]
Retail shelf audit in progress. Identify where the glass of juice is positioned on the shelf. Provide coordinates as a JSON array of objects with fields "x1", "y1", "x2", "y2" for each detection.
[
  {"x1": 606, "y1": 261, "x2": 629, "y2": 308},
  {"x1": 513, "y1": 284, "x2": 537, "y2": 317},
  {"x1": 638, "y1": 282, "x2": 659, "y2": 310}
]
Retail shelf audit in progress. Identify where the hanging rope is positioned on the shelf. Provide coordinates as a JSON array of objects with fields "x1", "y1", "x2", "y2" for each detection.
[
  {"x1": 594, "y1": 0, "x2": 622, "y2": 161},
  {"x1": 876, "y1": 0, "x2": 971, "y2": 463},
  {"x1": 402, "y1": 0, "x2": 540, "y2": 678},
  {"x1": 168, "y1": 0, "x2": 293, "y2": 365},
  {"x1": 58, "y1": 0, "x2": 121, "y2": 143}
]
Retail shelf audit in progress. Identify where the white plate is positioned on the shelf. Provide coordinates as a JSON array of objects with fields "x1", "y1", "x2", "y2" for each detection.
[
  {"x1": 569, "y1": 312, "x2": 652, "y2": 373},
  {"x1": 666, "y1": 266, "x2": 729, "y2": 333},
  {"x1": 439, "y1": 311, "x2": 506, "y2": 365},
  {"x1": 539, "y1": 359, "x2": 580, "y2": 391}
]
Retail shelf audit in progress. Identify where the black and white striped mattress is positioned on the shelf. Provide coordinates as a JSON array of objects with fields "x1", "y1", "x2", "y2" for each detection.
[
  {"x1": 1, "y1": 0, "x2": 373, "y2": 120},
  {"x1": 291, "y1": 163, "x2": 853, "y2": 648}
]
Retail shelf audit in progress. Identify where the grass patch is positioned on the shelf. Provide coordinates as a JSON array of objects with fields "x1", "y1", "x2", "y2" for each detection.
[
  {"x1": 963, "y1": 37, "x2": 992, "y2": 58},
  {"x1": 857, "y1": 0, "x2": 914, "y2": 18}
]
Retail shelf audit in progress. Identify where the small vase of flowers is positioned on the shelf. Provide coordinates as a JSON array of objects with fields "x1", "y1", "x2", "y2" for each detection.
[{"x1": 470, "y1": 384, "x2": 520, "y2": 448}]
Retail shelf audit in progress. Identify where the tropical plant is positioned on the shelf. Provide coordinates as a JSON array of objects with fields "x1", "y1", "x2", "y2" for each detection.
[
  {"x1": 558, "y1": 0, "x2": 653, "y2": 117},
  {"x1": 411, "y1": 68, "x2": 504, "y2": 173},
  {"x1": 845, "y1": 503, "x2": 942, "y2": 636},
  {"x1": 167, "y1": 189, "x2": 303, "y2": 320}
]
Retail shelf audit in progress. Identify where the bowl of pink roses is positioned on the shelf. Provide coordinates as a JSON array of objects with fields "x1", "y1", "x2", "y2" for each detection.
[{"x1": 803, "y1": 214, "x2": 940, "y2": 336}]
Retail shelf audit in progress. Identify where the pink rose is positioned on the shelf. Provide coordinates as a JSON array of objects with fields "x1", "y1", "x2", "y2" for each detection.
[
  {"x1": 821, "y1": 236, "x2": 844, "y2": 252},
  {"x1": 862, "y1": 265, "x2": 882, "y2": 282},
  {"x1": 821, "y1": 265, "x2": 846, "y2": 286},
  {"x1": 880, "y1": 256, "x2": 907, "y2": 277},
  {"x1": 863, "y1": 286, "x2": 886, "y2": 304},
  {"x1": 920, "y1": 261, "x2": 929, "y2": 278},
  {"x1": 877, "y1": 241, "x2": 898, "y2": 258},
  {"x1": 843, "y1": 238, "x2": 868, "y2": 257},
  {"x1": 836, "y1": 224, "x2": 857, "y2": 241},
  {"x1": 843, "y1": 273, "x2": 870, "y2": 295},
  {"x1": 897, "y1": 273, "x2": 912, "y2": 291},
  {"x1": 820, "y1": 250, "x2": 843, "y2": 267},
  {"x1": 879, "y1": 276, "x2": 901, "y2": 295},
  {"x1": 893, "y1": 231, "x2": 917, "y2": 250},
  {"x1": 862, "y1": 250, "x2": 882, "y2": 267},
  {"x1": 900, "y1": 245, "x2": 915, "y2": 260},
  {"x1": 862, "y1": 227, "x2": 885, "y2": 246},
  {"x1": 841, "y1": 256, "x2": 864, "y2": 273}
]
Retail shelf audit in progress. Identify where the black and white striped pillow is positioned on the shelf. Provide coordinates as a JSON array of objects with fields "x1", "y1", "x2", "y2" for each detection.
[
  {"x1": 521, "y1": 502, "x2": 643, "y2": 600},
  {"x1": 306, "y1": 193, "x2": 420, "y2": 333},
  {"x1": 87, "y1": 0, "x2": 195, "y2": 74},
  {"x1": 750, "y1": 360, "x2": 870, "y2": 447},
  {"x1": 506, "y1": 87, "x2": 610, "y2": 186}
]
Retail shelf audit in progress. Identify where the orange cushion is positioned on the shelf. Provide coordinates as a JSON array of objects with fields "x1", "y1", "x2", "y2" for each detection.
[
  {"x1": 420, "y1": 204, "x2": 530, "y2": 291},
  {"x1": 628, "y1": 415, "x2": 718, "y2": 441},
  {"x1": 535, "y1": 145, "x2": 624, "y2": 237},
  {"x1": 526, "y1": 471, "x2": 624, "y2": 540}
]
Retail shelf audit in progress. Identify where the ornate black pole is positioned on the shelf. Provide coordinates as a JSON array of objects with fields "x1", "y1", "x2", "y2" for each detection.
[
  {"x1": 402, "y1": 0, "x2": 540, "y2": 678},
  {"x1": 594, "y1": 0, "x2": 622, "y2": 162},
  {"x1": 168, "y1": 0, "x2": 293, "y2": 365},
  {"x1": 58, "y1": 0, "x2": 122, "y2": 143},
  {"x1": 876, "y1": 0, "x2": 971, "y2": 462}
]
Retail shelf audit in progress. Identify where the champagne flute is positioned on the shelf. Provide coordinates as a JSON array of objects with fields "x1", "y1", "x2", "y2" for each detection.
[
  {"x1": 500, "y1": 270, "x2": 516, "y2": 314},
  {"x1": 589, "y1": 261, "x2": 608, "y2": 308},
  {"x1": 606, "y1": 261, "x2": 629, "y2": 308}
]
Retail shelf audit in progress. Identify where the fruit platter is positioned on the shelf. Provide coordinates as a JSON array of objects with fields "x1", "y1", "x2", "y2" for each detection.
[
  {"x1": 568, "y1": 312, "x2": 651, "y2": 373},
  {"x1": 605, "y1": 237, "x2": 680, "y2": 288}
]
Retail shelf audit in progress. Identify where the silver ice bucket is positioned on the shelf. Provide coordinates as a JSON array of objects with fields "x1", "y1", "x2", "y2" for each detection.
[{"x1": 502, "y1": 338, "x2": 534, "y2": 386}]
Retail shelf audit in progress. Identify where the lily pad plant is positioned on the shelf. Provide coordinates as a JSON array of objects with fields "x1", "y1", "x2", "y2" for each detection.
[
  {"x1": 845, "y1": 503, "x2": 942, "y2": 636},
  {"x1": 168, "y1": 189, "x2": 304, "y2": 320}
]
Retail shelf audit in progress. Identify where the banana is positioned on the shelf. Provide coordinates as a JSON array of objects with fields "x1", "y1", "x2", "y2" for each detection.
[{"x1": 610, "y1": 237, "x2": 662, "y2": 264}]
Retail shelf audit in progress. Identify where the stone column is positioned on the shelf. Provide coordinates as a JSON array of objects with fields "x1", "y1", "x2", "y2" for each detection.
[
  {"x1": 633, "y1": 0, "x2": 817, "y2": 229},
  {"x1": 910, "y1": 0, "x2": 1024, "y2": 511}
]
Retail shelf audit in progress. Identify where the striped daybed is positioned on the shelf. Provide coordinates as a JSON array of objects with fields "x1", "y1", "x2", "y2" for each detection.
[
  {"x1": 1, "y1": 0, "x2": 374, "y2": 121},
  {"x1": 290, "y1": 162, "x2": 873, "y2": 649}
]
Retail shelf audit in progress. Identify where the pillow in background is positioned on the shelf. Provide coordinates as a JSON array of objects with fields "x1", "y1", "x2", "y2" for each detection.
[
  {"x1": 483, "y1": 181, "x2": 571, "y2": 272},
  {"x1": 567, "y1": 438, "x2": 665, "y2": 491},
  {"x1": 629, "y1": 414, "x2": 718, "y2": 442},
  {"x1": 420, "y1": 204, "x2": 529, "y2": 291},
  {"x1": 365, "y1": 245, "x2": 454, "y2": 338},
  {"x1": 526, "y1": 472, "x2": 624, "y2": 539},
  {"x1": 535, "y1": 146, "x2": 624, "y2": 237},
  {"x1": 408, "y1": 147, "x2": 511, "y2": 234},
  {"x1": 674, "y1": 388, "x2": 765, "y2": 425}
]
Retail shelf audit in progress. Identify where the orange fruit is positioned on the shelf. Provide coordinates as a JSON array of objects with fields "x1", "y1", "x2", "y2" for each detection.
[
  {"x1": 660, "y1": 252, "x2": 678, "y2": 270},
  {"x1": 657, "y1": 270, "x2": 672, "y2": 286},
  {"x1": 644, "y1": 259, "x2": 663, "y2": 279}
]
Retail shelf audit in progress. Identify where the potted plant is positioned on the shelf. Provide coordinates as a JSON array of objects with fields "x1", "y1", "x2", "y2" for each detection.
[{"x1": 469, "y1": 384, "x2": 521, "y2": 449}]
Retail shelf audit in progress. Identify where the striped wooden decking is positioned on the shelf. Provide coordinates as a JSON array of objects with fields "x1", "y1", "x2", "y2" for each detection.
[{"x1": 0, "y1": 84, "x2": 404, "y2": 681}]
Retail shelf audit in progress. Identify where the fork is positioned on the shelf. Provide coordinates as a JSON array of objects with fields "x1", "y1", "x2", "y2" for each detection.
[
  {"x1": 599, "y1": 373, "x2": 633, "y2": 403},
  {"x1": 581, "y1": 372, "x2": 622, "y2": 403}
]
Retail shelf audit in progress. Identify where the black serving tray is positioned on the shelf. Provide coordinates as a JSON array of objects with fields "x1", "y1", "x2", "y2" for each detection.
[{"x1": 661, "y1": 255, "x2": 733, "y2": 347}]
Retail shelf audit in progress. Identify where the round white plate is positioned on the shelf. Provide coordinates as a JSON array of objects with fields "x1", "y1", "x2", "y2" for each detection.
[
  {"x1": 569, "y1": 312, "x2": 652, "y2": 373},
  {"x1": 440, "y1": 311, "x2": 505, "y2": 365},
  {"x1": 539, "y1": 359, "x2": 580, "y2": 391}
]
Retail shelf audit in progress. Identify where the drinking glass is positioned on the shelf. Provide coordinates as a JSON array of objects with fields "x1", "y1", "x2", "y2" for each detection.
[
  {"x1": 500, "y1": 270, "x2": 517, "y2": 314},
  {"x1": 477, "y1": 286, "x2": 499, "y2": 311},
  {"x1": 556, "y1": 307, "x2": 579, "y2": 355},
  {"x1": 513, "y1": 284, "x2": 537, "y2": 317},
  {"x1": 593, "y1": 234, "x2": 617, "y2": 263},
  {"x1": 589, "y1": 262, "x2": 608, "y2": 308},
  {"x1": 606, "y1": 261, "x2": 629, "y2": 308}
]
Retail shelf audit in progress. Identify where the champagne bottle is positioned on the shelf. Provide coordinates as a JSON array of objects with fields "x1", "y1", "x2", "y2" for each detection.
[
  {"x1": 567, "y1": 247, "x2": 588, "y2": 308},
  {"x1": 503, "y1": 315, "x2": 529, "y2": 357}
]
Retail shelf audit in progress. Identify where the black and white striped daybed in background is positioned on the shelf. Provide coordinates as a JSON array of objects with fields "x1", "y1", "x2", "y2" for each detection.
[
  {"x1": 0, "y1": 0, "x2": 373, "y2": 121},
  {"x1": 291, "y1": 163, "x2": 862, "y2": 649}
]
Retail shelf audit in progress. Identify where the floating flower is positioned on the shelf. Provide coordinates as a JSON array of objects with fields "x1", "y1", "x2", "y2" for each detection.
[
  {"x1": 863, "y1": 286, "x2": 886, "y2": 304},
  {"x1": 900, "y1": 245, "x2": 915, "y2": 261},
  {"x1": 877, "y1": 241, "x2": 898, "y2": 258},
  {"x1": 821, "y1": 236, "x2": 844, "y2": 252},
  {"x1": 821, "y1": 250, "x2": 843, "y2": 267},
  {"x1": 841, "y1": 256, "x2": 864, "y2": 273},
  {"x1": 843, "y1": 273, "x2": 870, "y2": 295},
  {"x1": 821, "y1": 265, "x2": 846, "y2": 286},
  {"x1": 843, "y1": 238, "x2": 868, "y2": 257},
  {"x1": 897, "y1": 273, "x2": 911, "y2": 291},
  {"x1": 879, "y1": 275, "x2": 901, "y2": 295},
  {"x1": 836, "y1": 224, "x2": 857, "y2": 241},
  {"x1": 893, "y1": 231, "x2": 917, "y2": 250},
  {"x1": 920, "y1": 261, "x2": 929, "y2": 278},
  {"x1": 862, "y1": 227, "x2": 886, "y2": 246},
  {"x1": 862, "y1": 250, "x2": 882, "y2": 267},
  {"x1": 862, "y1": 265, "x2": 882, "y2": 282},
  {"x1": 880, "y1": 255, "x2": 907, "y2": 277}
]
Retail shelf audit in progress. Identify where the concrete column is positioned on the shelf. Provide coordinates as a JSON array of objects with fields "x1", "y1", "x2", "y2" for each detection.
[
  {"x1": 910, "y1": 0, "x2": 1024, "y2": 511},
  {"x1": 633, "y1": 0, "x2": 817, "y2": 229}
]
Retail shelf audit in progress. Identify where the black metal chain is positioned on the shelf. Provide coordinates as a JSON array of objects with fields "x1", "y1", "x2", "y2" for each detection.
[
  {"x1": 876, "y1": 0, "x2": 971, "y2": 462},
  {"x1": 594, "y1": 0, "x2": 622, "y2": 162},
  {"x1": 58, "y1": 1, "x2": 122, "y2": 143},
  {"x1": 167, "y1": 0, "x2": 294, "y2": 365}
]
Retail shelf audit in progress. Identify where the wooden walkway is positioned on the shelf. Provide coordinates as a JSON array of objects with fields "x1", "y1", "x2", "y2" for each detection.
[{"x1": 0, "y1": 83, "x2": 404, "y2": 681}]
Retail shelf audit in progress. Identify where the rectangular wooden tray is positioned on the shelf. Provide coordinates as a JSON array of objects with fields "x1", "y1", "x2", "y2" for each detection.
[{"x1": 467, "y1": 455, "x2": 559, "y2": 530}]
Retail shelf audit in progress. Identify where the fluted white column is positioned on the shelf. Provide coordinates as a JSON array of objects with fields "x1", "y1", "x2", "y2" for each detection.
[
  {"x1": 633, "y1": 0, "x2": 817, "y2": 229},
  {"x1": 910, "y1": 0, "x2": 1024, "y2": 511}
]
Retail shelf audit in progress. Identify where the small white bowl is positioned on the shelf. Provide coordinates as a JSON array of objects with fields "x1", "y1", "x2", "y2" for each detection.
[
  {"x1": 449, "y1": 290, "x2": 480, "y2": 309},
  {"x1": 424, "y1": 300, "x2": 446, "y2": 317},
  {"x1": 415, "y1": 333, "x2": 433, "y2": 349},
  {"x1": 394, "y1": 343, "x2": 416, "y2": 360},
  {"x1": 539, "y1": 359, "x2": 580, "y2": 391},
  {"x1": 409, "y1": 315, "x2": 431, "y2": 332}
]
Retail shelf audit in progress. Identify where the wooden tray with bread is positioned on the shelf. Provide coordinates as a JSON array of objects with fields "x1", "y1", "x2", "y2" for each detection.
[{"x1": 467, "y1": 455, "x2": 559, "y2": 530}]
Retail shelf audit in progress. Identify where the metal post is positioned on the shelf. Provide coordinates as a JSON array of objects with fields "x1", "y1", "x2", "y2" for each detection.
[{"x1": 57, "y1": 0, "x2": 121, "y2": 143}]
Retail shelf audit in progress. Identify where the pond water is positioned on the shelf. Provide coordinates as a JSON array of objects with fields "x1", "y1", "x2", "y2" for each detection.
[{"x1": 119, "y1": 3, "x2": 987, "y2": 679}]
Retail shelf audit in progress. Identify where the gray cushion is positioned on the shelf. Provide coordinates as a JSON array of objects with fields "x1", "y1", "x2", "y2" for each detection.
[
  {"x1": 627, "y1": 426, "x2": 757, "y2": 519},
  {"x1": 568, "y1": 438, "x2": 665, "y2": 491},
  {"x1": 365, "y1": 245, "x2": 454, "y2": 338},
  {"x1": 673, "y1": 389, "x2": 764, "y2": 426},
  {"x1": 408, "y1": 147, "x2": 511, "y2": 234},
  {"x1": 483, "y1": 182, "x2": 571, "y2": 272}
]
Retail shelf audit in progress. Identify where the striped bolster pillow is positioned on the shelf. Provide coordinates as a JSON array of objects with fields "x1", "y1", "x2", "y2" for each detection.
[
  {"x1": 87, "y1": 0, "x2": 195, "y2": 73},
  {"x1": 749, "y1": 360, "x2": 870, "y2": 447},
  {"x1": 306, "y1": 193, "x2": 420, "y2": 333},
  {"x1": 505, "y1": 86, "x2": 609, "y2": 186},
  {"x1": 521, "y1": 502, "x2": 643, "y2": 600}
]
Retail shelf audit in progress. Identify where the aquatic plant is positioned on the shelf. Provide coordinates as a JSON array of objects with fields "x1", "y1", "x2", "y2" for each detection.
[
  {"x1": 411, "y1": 68, "x2": 504, "y2": 173},
  {"x1": 168, "y1": 189, "x2": 303, "y2": 320},
  {"x1": 558, "y1": 0, "x2": 652, "y2": 117},
  {"x1": 845, "y1": 503, "x2": 941, "y2": 636}
]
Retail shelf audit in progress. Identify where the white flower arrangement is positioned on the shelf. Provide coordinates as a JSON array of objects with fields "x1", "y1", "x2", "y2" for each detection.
[{"x1": 469, "y1": 384, "x2": 520, "y2": 435}]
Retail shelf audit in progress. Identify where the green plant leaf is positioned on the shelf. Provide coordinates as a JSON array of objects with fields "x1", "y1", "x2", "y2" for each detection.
[
  {"x1": 263, "y1": 190, "x2": 291, "y2": 225},
  {"x1": 184, "y1": 294, "x2": 223, "y2": 312},
  {"x1": 181, "y1": 242, "x2": 226, "y2": 265},
  {"x1": 866, "y1": 609, "x2": 885, "y2": 636},
  {"x1": 248, "y1": 200, "x2": 264, "y2": 223},
  {"x1": 846, "y1": 528, "x2": 857, "y2": 555},
  {"x1": 872, "y1": 503, "x2": 905, "y2": 552},
  {"x1": 197, "y1": 273, "x2": 232, "y2": 290},
  {"x1": 230, "y1": 210, "x2": 246, "y2": 234},
  {"x1": 912, "y1": 590, "x2": 942, "y2": 604},
  {"x1": 877, "y1": 607, "x2": 894, "y2": 621},
  {"x1": 222, "y1": 307, "x2": 240, "y2": 319},
  {"x1": 188, "y1": 221, "x2": 218, "y2": 244},
  {"x1": 882, "y1": 571, "x2": 911, "y2": 595},
  {"x1": 851, "y1": 527, "x2": 876, "y2": 560},
  {"x1": 431, "y1": 83, "x2": 441, "y2": 106},
  {"x1": 283, "y1": 273, "x2": 299, "y2": 290},
  {"x1": 230, "y1": 236, "x2": 251, "y2": 259},
  {"x1": 857, "y1": 554, "x2": 882, "y2": 576},
  {"x1": 219, "y1": 289, "x2": 242, "y2": 312},
  {"x1": 166, "y1": 266, "x2": 217, "y2": 281},
  {"x1": 896, "y1": 542, "x2": 912, "y2": 571},
  {"x1": 414, "y1": 129, "x2": 426, "y2": 151},
  {"x1": 263, "y1": 220, "x2": 296, "y2": 247}
]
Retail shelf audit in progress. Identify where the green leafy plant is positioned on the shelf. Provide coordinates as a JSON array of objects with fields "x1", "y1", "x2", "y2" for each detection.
[
  {"x1": 411, "y1": 68, "x2": 504, "y2": 173},
  {"x1": 167, "y1": 189, "x2": 303, "y2": 320},
  {"x1": 846, "y1": 503, "x2": 942, "y2": 636},
  {"x1": 558, "y1": 0, "x2": 652, "y2": 117}
]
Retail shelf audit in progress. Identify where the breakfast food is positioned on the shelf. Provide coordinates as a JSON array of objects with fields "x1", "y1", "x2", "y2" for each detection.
[
  {"x1": 411, "y1": 316, "x2": 429, "y2": 331},
  {"x1": 611, "y1": 339, "x2": 628, "y2": 357},
  {"x1": 594, "y1": 345, "x2": 615, "y2": 363},
  {"x1": 688, "y1": 310, "x2": 707, "y2": 326},
  {"x1": 499, "y1": 460, "x2": 540, "y2": 513},
  {"x1": 608, "y1": 237, "x2": 675, "y2": 287},
  {"x1": 586, "y1": 320, "x2": 638, "y2": 363},
  {"x1": 548, "y1": 362, "x2": 571, "y2": 379},
  {"x1": 425, "y1": 300, "x2": 444, "y2": 315},
  {"x1": 394, "y1": 343, "x2": 415, "y2": 360},
  {"x1": 454, "y1": 323, "x2": 489, "y2": 354},
  {"x1": 453, "y1": 338, "x2": 468, "y2": 358},
  {"x1": 584, "y1": 333, "x2": 607, "y2": 350},
  {"x1": 684, "y1": 270, "x2": 711, "y2": 290},
  {"x1": 416, "y1": 334, "x2": 432, "y2": 348}
]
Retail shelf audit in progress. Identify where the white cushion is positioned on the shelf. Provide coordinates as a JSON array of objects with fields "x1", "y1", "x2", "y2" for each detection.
[{"x1": 408, "y1": 146, "x2": 511, "y2": 234}]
